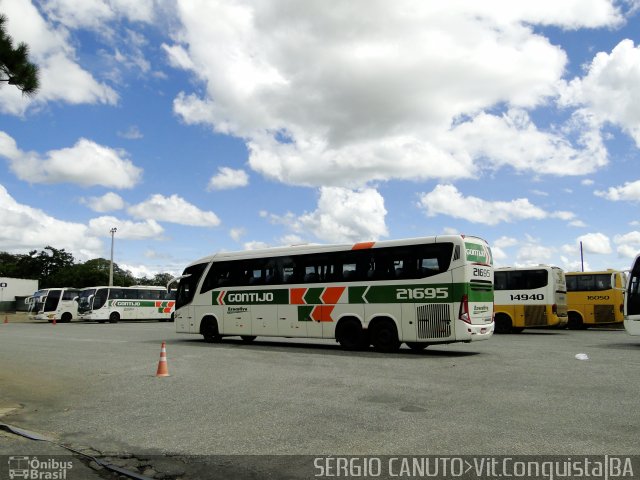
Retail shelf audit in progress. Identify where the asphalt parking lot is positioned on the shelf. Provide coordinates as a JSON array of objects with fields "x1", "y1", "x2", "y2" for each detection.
[{"x1": 1, "y1": 320, "x2": 639, "y2": 479}]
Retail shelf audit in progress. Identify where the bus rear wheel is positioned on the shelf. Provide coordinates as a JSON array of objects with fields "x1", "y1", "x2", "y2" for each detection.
[
  {"x1": 370, "y1": 319, "x2": 400, "y2": 353},
  {"x1": 61, "y1": 313, "x2": 72, "y2": 323},
  {"x1": 109, "y1": 312, "x2": 120, "y2": 323}
]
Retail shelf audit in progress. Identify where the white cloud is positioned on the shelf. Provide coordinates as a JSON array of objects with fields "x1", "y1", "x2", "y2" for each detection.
[
  {"x1": 0, "y1": 0, "x2": 117, "y2": 115},
  {"x1": 451, "y1": 109, "x2": 608, "y2": 176},
  {"x1": 118, "y1": 125, "x2": 144, "y2": 140},
  {"x1": 0, "y1": 184, "x2": 103, "y2": 259},
  {"x1": 418, "y1": 185, "x2": 548, "y2": 225},
  {"x1": 268, "y1": 187, "x2": 388, "y2": 243},
  {"x1": 559, "y1": 39, "x2": 640, "y2": 146},
  {"x1": 167, "y1": 1, "x2": 620, "y2": 188},
  {"x1": 82, "y1": 192, "x2": 125, "y2": 212},
  {"x1": 40, "y1": 0, "x2": 156, "y2": 29},
  {"x1": 494, "y1": 236, "x2": 518, "y2": 249},
  {"x1": 581, "y1": 179, "x2": 595, "y2": 186},
  {"x1": 88, "y1": 216, "x2": 164, "y2": 240},
  {"x1": 208, "y1": 167, "x2": 249, "y2": 190},
  {"x1": 577, "y1": 232, "x2": 612, "y2": 254},
  {"x1": 516, "y1": 242, "x2": 555, "y2": 266},
  {"x1": 0, "y1": 132, "x2": 142, "y2": 188},
  {"x1": 614, "y1": 231, "x2": 640, "y2": 259},
  {"x1": 244, "y1": 241, "x2": 270, "y2": 250},
  {"x1": 595, "y1": 179, "x2": 640, "y2": 202},
  {"x1": 229, "y1": 228, "x2": 246, "y2": 242},
  {"x1": 127, "y1": 194, "x2": 221, "y2": 227}
]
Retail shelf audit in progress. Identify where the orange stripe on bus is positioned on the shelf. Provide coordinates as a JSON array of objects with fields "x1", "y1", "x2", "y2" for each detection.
[
  {"x1": 352, "y1": 241, "x2": 375, "y2": 250},
  {"x1": 291, "y1": 288, "x2": 307, "y2": 305},
  {"x1": 321, "y1": 286, "x2": 345, "y2": 305}
]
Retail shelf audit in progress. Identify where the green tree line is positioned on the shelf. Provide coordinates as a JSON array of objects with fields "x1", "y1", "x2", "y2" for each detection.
[{"x1": 0, "y1": 246, "x2": 173, "y2": 288}]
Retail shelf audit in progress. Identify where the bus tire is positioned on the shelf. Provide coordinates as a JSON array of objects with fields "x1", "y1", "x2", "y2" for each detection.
[
  {"x1": 370, "y1": 318, "x2": 400, "y2": 353},
  {"x1": 567, "y1": 312, "x2": 583, "y2": 330},
  {"x1": 109, "y1": 312, "x2": 120, "y2": 323},
  {"x1": 201, "y1": 317, "x2": 222, "y2": 343},
  {"x1": 60, "y1": 312, "x2": 72, "y2": 323},
  {"x1": 494, "y1": 313, "x2": 513, "y2": 334},
  {"x1": 241, "y1": 335, "x2": 256, "y2": 343},
  {"x1": 406, "y1": 342, "x2": 428, "y2": 351},
  {"x1": 336, "y1": 318, "x2": 367, "y2": 350}
]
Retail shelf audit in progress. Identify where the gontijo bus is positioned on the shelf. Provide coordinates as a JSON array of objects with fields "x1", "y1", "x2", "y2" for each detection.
[
  {"x1": 565, "y1": 270, "x2": 626, "y2": 329},
  {"x1": 78, "y1": 286, "x2": 175, "y2": 323},
  {"x1": 171, "y1": 235, "x2": 495, "y2": 352},
  {"x1": 624, "y1": 253, "x2": 640, "y2": 336},
  {"x1": 27, "y1": 287, "x2": 80, "y2": 323},
  {"x1": 493, "y1": 265, "x2": 568, "y2": 333}
]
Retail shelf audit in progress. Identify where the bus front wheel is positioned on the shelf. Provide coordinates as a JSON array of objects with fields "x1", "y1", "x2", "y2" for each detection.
[
  {"x1": 201, "y1": 318, "x2": 222, "y2": 343},
  {"x1": 109, "y1": 312, "x2": 120, "y2": 323},
  {"x1": 61, "y1": 312, "x2": 72, "y2": 323},
  {"x1": 336, "y1": 318, "x2": 367, "y2": 350},
  {"x1": 370, "y1": 319, "x2": 400, "y2": 353},
  {"x1": 494, "y1": 314, "x2": 512, "y2": 334},
  {"x1": 567, "y1": 313, "x2": 584, "y2": 330}
]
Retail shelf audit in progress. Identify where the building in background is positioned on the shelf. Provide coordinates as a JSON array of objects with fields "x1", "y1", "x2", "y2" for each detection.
[{"x1": 0, "y1": 277, "x2": 39, "y2": 312}]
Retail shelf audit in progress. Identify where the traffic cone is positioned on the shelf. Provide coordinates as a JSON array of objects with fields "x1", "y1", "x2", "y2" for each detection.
[
  {"x1": 156, "y1": 341, "x2": 169, "y2": 377},
  {"x1": 3, "y1": 315, "x2": 8, "y2": 324},
  {"x1": 52, "y1": 317, "x2": 56, "y2": 326}
]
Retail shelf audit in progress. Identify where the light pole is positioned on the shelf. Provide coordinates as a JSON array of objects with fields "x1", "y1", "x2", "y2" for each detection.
[{"x1": 109, "y1": 227, "x2": 117, "y2": 286}]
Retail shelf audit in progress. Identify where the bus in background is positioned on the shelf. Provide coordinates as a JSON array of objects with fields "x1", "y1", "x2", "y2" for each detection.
[
  {"x1": 565, "y1": 270, "x2": 626, "y2": 329},
  {"x1": 26, "y1": 287, "x2": 80, "y2": 323},
  {"x1": 624, "y1": 254, "x2": 640, "y2": 336},
  {"x1": 171, "y1": 235, "x2": 495, "y2": 353},
  {"x1": 78, "y1": 286, "x2": 175, "y2": 323},
  {"x1": 493, "y1": 266, "x2": 568, "y2": 333}
]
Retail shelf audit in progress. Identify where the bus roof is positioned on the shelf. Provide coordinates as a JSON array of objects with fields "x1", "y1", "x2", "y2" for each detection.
[{"x1": 183, "y1": 234, "x2": 489, "y2": 268}]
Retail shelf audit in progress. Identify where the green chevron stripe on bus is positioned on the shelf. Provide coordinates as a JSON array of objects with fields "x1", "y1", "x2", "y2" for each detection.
[
  {"x1": 297, "y1": 305, "x2": 314, "y2": 322},
  {"x1": 303, "y1": 288, "x2": 324, "y2": 305}
]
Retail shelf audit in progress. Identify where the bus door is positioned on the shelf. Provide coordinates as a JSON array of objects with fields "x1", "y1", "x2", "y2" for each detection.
[{"x1": 43, "y1": 289, "x2": 61, "y2": 313}]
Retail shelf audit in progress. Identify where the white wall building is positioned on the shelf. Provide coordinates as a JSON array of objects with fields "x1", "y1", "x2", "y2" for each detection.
[{"x1": 0, "y1": 277, "x2": 39, "y2": 312}]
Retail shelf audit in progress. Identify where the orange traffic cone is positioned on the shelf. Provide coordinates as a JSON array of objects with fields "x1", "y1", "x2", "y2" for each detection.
[
  {"x1": 156, "y1": 341, "x2": 169, "y2": 377},
  {"x1": 3, "y1": 315, "x2": 8, "y2": 324},
  {"x1": 52, "y1": 317, "x2": 56, "y2": 326}
]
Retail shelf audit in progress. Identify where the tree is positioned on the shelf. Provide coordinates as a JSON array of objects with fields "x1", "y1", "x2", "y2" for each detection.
[{"x1": 0, "y1": 13, "x2": 40, "y2": 96}]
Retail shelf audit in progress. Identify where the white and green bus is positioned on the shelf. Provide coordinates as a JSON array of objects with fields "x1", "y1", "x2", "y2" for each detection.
[
  {"x1": 27, "y1": 287, "x2": 81, "y2": 323},
  {"x1": 172, "y1": 235, "x2": 495, "y2": 352},
  {"x1": 77, "y1": 286, "x2": 175, "y2": 323}
]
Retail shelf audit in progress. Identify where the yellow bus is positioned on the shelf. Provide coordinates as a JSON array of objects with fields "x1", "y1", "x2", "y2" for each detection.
[
  {"x1": 493, "y1": 266, "x2": 568, "y2": 333},
  {"x1": 565, "y1": 270, "x2": 626, "y2": 329}
]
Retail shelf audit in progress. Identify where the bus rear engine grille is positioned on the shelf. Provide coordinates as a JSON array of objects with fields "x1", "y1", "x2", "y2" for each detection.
[
  {"x1": 594, "y1": 304, "x2": 615, "y2": 323},
  {"x1": 416, "y1": 304, "x2": 452, "y2": 339}
]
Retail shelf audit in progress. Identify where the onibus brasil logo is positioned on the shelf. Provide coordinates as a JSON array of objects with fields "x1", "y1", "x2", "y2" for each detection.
[{"x1": 8, "y1": 456, "x2": 73, "y2": 479}]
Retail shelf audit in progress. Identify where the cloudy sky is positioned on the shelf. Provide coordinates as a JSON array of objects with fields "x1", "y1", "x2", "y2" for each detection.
[{"x1": 1, "y1": 0, "x2": 640, "y2": 278}]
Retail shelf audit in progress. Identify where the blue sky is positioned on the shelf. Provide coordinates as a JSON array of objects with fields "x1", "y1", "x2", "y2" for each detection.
[{"x1": 1, "y1": 0, "x2": 640, "y2": 278}]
